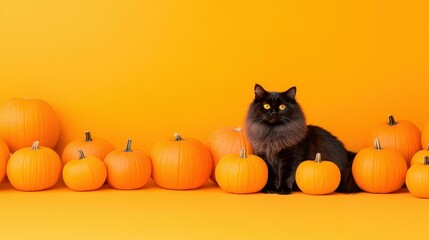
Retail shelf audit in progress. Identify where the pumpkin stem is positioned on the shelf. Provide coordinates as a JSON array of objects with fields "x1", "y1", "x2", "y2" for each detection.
[
  {"x1": 234, "y1": 127, "x2": 242, "y2": 132},
  {"x1": 374, "y1": 138, "x2": 383, "y2": 150},
  {"x1": 77, "y1": 149, "x2": 86, "y2": 159},
  {"x1": 315, "y1": 153, "x2": 322, "y2": 163},
  {"x1": 125, "y1": 139, "x2": 133, "y2": 152},
  {"x1": 84, "y1": 131, "x2": 93, "y2": 142},
  {"x1": 174, "y1": 133, "x2": 183, "y2": 141},
  {"x1": 31, "y1": 141, "x2": 40, "y2": 150},
  {"x1": 426, "y1": 143, "x2": 429, "y2": 151},
  {"x1": 425, "y1": 156, "x2": 429, "y2": 165},
  {"x1": 239, "y1": 147, "x2": 247, "y2": 158},
  {"x1": 388, "y1": 115, "x2": 397, "y2": 126}
]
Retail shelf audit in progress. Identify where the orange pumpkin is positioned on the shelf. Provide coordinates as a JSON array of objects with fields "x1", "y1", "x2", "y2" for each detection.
[
  {"x1": 295, "y1": 153, "x2": 341, "y2": 195},
  {"x1": 421, "y1": 120, "x2": 429, "y2": 150},
  {"x1": 406, "y1": 156, "x2": 429, "y2": 198},
  {"x1": 62, "y1": 150, "x2": 107, "y2": 191},
  {"x1": 206, "y1": 127, "x2": 253, "y2": 184},
  {"x1": 61, "y1": 131, "x2": 115, "y2": 166},
  {"x1": 353, "y1": 138, "x2": 407, "y2": 193},
  {"x1": 6, "y1": 141, "x2": 61, "y2": 191},
  {"x1": 215, "y1": 147, "x2": 268, "y2": 194},
  {"x1": 104, "y1": 139, "x2": 152, "y2": 190},
  {"x1": 150, "y1": 133, "x2": 212, "y2": 190},
  {"x1": 0, "y1": 138, "x2": 10, "y2": 183},
  {"x1": 410, "y1": 144, "x2": 429, "y2": 166},
  {"x1": 0, "y1": 98, "x2": 60, "y2": 153},
  {"x1": 366, "y1": 115, "x2": 421, "y2": 167}
]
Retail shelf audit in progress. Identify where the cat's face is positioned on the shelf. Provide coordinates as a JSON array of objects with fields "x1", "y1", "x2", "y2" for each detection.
[{"x1": 247, "y1": 84, "x2": 301, "y2": 125}]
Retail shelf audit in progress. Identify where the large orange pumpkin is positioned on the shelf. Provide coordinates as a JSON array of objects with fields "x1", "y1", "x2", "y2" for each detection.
[
  {"x1": 295, "y1": 153, "x2": 341, "y2": 195},
  {"x1": 353, "y1": 139, "x2": 407, "y2": 193},
  {"x1": 215, "y1": 148, "x2": 268, "y2": 194},
  {"x1": 406, "y1": 156, "x2": 429, "y2": 198},
  {"x1": 104, "y1": 139, "x2": 152, "y2": 190},
  {"x1": 366, "y1": 115, "x2": 421, "y2": 167},
  {"x1": 6, "y1": 141, "x2": 61, "y2": 191},
  {"x1": 206, "y1": 126, "x2": 253, "y2": 184},
  {"x1": 0, "y1": 138, "x2": 10, "y2": 183},
  {"x1": 61, "y1": 131, "x2": 115, "y2": 166},
  {"x1": 150, "y1": 133, "x2": 212, "y2": 190},
  {"x1": 0, "y1": 98, "x2": 60, "y2": 153},
  {"x1": 62, "y1": 150, "x2": 107, "y2": 191}
]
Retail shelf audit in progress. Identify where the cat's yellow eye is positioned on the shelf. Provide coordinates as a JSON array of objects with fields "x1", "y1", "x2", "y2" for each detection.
[
  {"x1": 279, "y1": 104, "x2": 286, "y2": 110},
  {"x1": 263, "y1": 104, "x2": 271, "y2": 110}
]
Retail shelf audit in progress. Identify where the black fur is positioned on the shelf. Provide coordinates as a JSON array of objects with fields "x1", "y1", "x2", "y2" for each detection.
[{"x1": 245, "y1": 84, "x2": 360, "y2": 194}]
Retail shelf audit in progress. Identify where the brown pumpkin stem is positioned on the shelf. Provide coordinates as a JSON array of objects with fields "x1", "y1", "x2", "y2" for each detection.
[
  {"x1": 125, "y1": 139, "x2": 133, "y2": 152},
  {"x1": 84, "y1": 131, "x2": 93, "y2": 142},
  {"x1": 174, "y1": 133, "x2": 183, "y2": 141},
  {"x1": 374, "y1": 138, "x2": 383, "y2": 150},
  {"x1": 314, "y1": 153, "x2": 322, "y2": 163},
  {"x1": 234, "y1": 127, "x2": 242, "y2": 132},
  {"x1": 425, "y1": 156, "x2": 429, "y2": 165},
  {"x1": 239, "y1": 147, "x2": 247, "y2": 158},
  {"x1": 31, "y1": 141, "x2": 40, "y2": 150},
  {"x1": 388, "y1": 115, "x2": 397, "y2": 126},
  {"x1": 77, "y1": 149, "x2": 86, "y2": 159}
]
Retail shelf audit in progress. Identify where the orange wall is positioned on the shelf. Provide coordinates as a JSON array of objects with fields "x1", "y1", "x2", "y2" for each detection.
[{"x1": 1, "y1": 0, "x2": 428, "y2": 154}]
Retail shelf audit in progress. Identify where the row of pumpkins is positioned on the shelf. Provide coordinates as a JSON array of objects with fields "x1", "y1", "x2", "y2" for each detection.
[{"x1": 1, "y1": 98, "x2": 429, "y2": 198}]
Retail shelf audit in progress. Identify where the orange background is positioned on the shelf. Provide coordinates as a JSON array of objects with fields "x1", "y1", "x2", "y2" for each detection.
[
  {"x1": 1, "y1": 0, "x2": 429, "y2": 239},
  {"x1": 2, "y1": 0, "x2": 428, "y2": 154}
]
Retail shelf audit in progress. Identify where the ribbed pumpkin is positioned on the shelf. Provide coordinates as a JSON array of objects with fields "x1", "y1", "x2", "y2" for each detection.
[
  {"x1": 206, "y1": 127, "x2": 253, "y2": 184},
  {"x1": 61, "y1": 131, "x2": 115, "y2": 166},
  {"x1": 295, "y1": 153, "x2": 341, "y2": 195},
  {"x1": 366, "y1": 115, "x2": 421, "y2": 167},
  {"x1": 6, "y1": 141, "x2": 61, "y2": 191},
  {"x1": 406, "y1": 156, "x2": 429, "y2": 198},
  {"x1": 150, "y1": 133, "x2": 212, "y2": 190},
  {"x1": 421, "y1": 121, "x2": 429, "y2": 150},
  {"x1": 104, "y1": 139, "x2": 152, "y2": 190},
  {"x1": 353, "y1": 139, "x2": 407, "y2": 193},
  {"x1": 215, "y1": 148, "x2": 268, "y2": 194},
  {"x1": 62, "y1": 150, "x2": 107, "y2": 191},
  {"x1": 411, "y1": 144, "x2": 429, "y2": 166},
  {"x1": 0, "y1": 98, "x2": 60, "y2": 153},
  {"x1": 0, "y1": 138, "x2": 10, "y2": 183}
]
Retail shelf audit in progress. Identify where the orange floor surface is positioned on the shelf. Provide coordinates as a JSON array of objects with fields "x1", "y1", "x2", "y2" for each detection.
[{"x1": 1, "y1": 179, "x2": 427, "y2": 240}]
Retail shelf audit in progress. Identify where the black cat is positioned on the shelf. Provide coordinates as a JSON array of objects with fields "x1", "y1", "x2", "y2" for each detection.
[{"x1": 245, "y1": 84, "x2": 360, "y2": 194}]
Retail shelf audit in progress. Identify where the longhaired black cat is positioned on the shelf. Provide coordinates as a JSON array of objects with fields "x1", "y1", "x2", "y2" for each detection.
[{"x1": 245, "y1": 84, "x2": 360, "y2": 194}]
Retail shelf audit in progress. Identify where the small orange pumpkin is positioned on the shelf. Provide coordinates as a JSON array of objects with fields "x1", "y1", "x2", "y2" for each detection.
[
  {"x1": 61, "y1": 131, "x2": 115, "y2": 166},
  {"x1": 104, "y1": 139, "x2": 152, "y2": 190},
  {"x1": 353, "y1": 138, "x2": 407, "y2": 193},
  {"x1": 295, "y1": 153, "x2": 341, "y2": 195},
  {"x1": 0, "y1": 138, "x2": 10, "y2": 183},
  {"x1": 406, "y1": 156, "x2": 429, "y2": 198},
  {"x1": 150, "y1": 133, "x2": 212, "y2": 190},
  {"x1": 215, "y1": 147, "x2": 268, "y2": 194},
  {"x1": 206, "y1": 127, "x2": 253, "y2": 184},
  {"x1": 62, "y1": 150, "x2": 107, "y2": 191},
  {"x1": 366, "y1": 115, "x2": 421, "y2": 167},
  {"x1": 411, "y1": 144, "x2": 429, "y2": 166},
  {"x1": 6, "y1": 141, "x2": 61, "y2": 191},
  {"x1": 0, "y1": 98, "x2": 60, "y2": 153}
]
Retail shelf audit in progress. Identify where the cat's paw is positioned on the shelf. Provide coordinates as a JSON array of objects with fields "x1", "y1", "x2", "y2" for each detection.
[
  {"x1": 261, "y1": 186, "x2": 277, "y2": 194},
  {"x1": 277, "y1": 186, "x2": 292, "y2": 195}
]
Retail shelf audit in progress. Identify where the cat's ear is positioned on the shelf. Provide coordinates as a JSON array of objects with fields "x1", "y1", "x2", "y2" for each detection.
[
  {"x1": 254, "y1": 84, "x2": 268, "y2": 99},
  {"x1": 281, "y1": 86, "x2": 296, "y2": 100}
]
